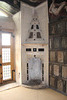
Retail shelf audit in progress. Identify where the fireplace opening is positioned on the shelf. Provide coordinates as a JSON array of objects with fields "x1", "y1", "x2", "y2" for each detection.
[
  {"x1": 24, "y1": 57, "x2": 44, "y2": 86},
  {"x1": 27, "y1": 80, "x2": 41, "y2": 86}
]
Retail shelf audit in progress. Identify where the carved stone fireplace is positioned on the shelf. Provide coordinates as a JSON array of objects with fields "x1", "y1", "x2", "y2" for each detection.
[
  {"x1": 22, "y1": 44, "x2": 48, "y2": 88},
  {"x1": 21, "y1": 3, "x2": 49, "y2": 88}
]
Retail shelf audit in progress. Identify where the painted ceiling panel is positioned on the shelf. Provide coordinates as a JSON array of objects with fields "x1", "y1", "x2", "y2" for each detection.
[
  {"x1": 21, "y1": 0, "x2": 46, "y2": 6},
  {"x1": 0, "y1": 0, "x2": 67, "y2": 14},
  {"x1": 0, "y1": 1, "x2": 19, "y2": 14}
]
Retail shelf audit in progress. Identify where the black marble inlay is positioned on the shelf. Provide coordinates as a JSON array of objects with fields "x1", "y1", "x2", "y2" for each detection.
[{"x1": 33, "y1": 48, "x2": 37, "y2": 52}]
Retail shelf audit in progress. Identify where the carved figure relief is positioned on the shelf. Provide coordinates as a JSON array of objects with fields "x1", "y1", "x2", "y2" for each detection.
[{"x1": 49, "y1": 0, "x2": 67, "y2": 16}]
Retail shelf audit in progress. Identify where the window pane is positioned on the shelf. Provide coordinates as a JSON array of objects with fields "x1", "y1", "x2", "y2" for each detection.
[
  {"x1": 2, "y1": 48, "x2": 11, "y2": 63},
  {"x1": 3, "y1": 65, "x2": 11, "y2": 80},
  {"x1": 2, "y1": 33, "x2": 11, "y2": 46}
]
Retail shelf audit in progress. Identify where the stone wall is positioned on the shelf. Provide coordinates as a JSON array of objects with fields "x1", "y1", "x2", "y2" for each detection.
[{"x1": 49, "y1": 18, "x2": 67, "y2": 95}]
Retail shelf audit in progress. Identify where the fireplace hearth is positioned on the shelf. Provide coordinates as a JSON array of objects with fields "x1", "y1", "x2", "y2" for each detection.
[{"x1": 24, "y1": 80, "x2": 41, "y2": 86}]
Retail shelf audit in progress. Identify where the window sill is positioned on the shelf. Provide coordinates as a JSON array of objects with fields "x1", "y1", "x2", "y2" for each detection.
[{"x1": 0, "y1": 82, "x2": 19, "y2": 92}]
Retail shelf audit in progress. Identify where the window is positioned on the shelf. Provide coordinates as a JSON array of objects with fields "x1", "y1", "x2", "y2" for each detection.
[
  {"x1": 3, "y1": 65, "x2": 11, "y2": 80},
  {"x1": 0, "y1": 32, "x2": 15, "y2": 85},
  {"x1": 2, "y1": 48, "x2": 11, "y2": 63},
  {"x1": 0, "y1": 10, "x2": 8, "y2": 17},
  {"x1": 2, "y1": 34, "x2": 11, "y2": 46}
]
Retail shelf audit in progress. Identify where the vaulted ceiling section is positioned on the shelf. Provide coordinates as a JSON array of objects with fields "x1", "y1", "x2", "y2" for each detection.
[{"x1": 0, "y1": 0, "x2": 66, "y2": 14}]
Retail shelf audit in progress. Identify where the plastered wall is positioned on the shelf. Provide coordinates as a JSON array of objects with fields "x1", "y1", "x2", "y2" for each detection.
[
  {"x1": 21, "y1": 3, "x2": 33, "y2": 44},
  {"x1": 0, "y1": 16, "x2": 15, "y2": 31},
  {"x1": 35, "y1": 2, "x2": 49, "y2": 44},
  {"x1": 13, "y1": 12, "x2": 22, "y2": 84}
]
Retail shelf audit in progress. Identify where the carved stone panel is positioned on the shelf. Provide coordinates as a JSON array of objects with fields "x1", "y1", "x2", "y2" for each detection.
[
  {"x1": 62, "y1": 66, "x2": 67, "y2": 79},
  {"x1": 49, "y1": 65, "x2": 52, "y2": 75},
  {"x1": 49, "y1": 38, "x2": 53, "y2": 49},
  {"x1": 56, "y1": 21, "x2": 65, "y2": 34},
  {"x1": 50, "y1": 77, "x2": 55, "y2": 87},
  {"x1": 62, "y1": 37, "x2": 67, "y2": 49},
  {"x1": 49, "y1": 18, "x2": 67, "y2": 95},
  {"x1": 57, "y1": 51, "x2": 63, "y2": 62},
  {"x1": 50, "y1": 24, "x2": 56, "y2": 35},
  {"x1": 64, "y1": 52, "x2": 67, "y2": 63},
  {"x1": 54, "y1": 37, "x2": 60, "y2": 49},
  {"x1": 66, "y1": 22, "x2": 67, "y2": 33},
  {"x1": 57, "y1": 80, "x2": 63, "y2": 92},
  {"x1": 54, "y1": 65, "x2": 59, "y2": 76},
  {"x1": 50, "y1": 51, "x2": 55, "y2": 62},
  {"x1": 66, "y1": 82, "x2": 67, "y2": 94}
]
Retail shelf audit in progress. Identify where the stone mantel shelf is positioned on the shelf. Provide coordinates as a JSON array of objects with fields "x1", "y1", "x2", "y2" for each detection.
[{"x1": 22, "y1": 43, "x2": 48, "y2": 46}]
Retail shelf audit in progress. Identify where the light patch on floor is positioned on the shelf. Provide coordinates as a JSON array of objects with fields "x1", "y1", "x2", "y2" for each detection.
[
  {"x1": 0, "y1": 86, "x2": 67, "y2": 100},
  {"x1": 0, "y1": 83, "x2": 19, "y2": 92}
]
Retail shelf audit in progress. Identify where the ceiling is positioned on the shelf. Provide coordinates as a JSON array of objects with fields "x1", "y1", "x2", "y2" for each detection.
[
  {"x1": 0, "y1": 0, "x2": 46, "y2": 8},
  {"x1": 21, "y1": 0, "x2": 46, "y2": 7},
  {"x1": 0, "y1": 0, "x2": 46, "y2": 14},
  {"x1": 0, "y1": 0, "x2": 66, "y2": 14}
]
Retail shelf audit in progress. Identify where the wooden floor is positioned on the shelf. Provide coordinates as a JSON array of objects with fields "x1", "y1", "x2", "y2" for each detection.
[{"x1": 0, "y1": 86, "x2": 67, "y2": 100}]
